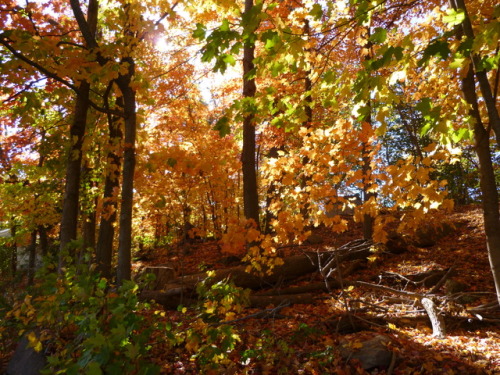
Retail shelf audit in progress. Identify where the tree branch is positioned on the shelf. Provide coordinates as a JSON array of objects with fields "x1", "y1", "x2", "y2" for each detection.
[{"x1": 69, "y1": 0, "x2": 99, "y2": 50}]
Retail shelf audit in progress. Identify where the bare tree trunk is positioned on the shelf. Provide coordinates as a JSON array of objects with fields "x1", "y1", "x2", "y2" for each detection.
[
  {"x1": 116, "y1": 55, "x2": 137, "y2": 284},
  {"x1": 452, "y1": 0, "x2": 500, "y2": 145},
  {"x1": 461, "y1": 66, "x2": 500, "y2": 306},
  {"x1": 361, "y1": 28, "x2": 374, "y2": 240},
  {"x1": 300, "y1": 19, "x2": 313, "y2": 222},
  {"x1": 38, "y1": 225, "x2": 48, "y2": 257},
  {"x1": 96, "y1": 99, "x2": 122, "y2": 278},
  {"x1": 27, "y1": 230, "x2": 37, "y2": 286},
  {"x1": 59, "y1": 0, "x2": 99, "y2": 267},
  {"x1": 450, "y1": 0, "x2": 500, "y2": 306},
  {"x1": 241, "y1": 0, "x2": 260, "y2": 228},
  {"x1": 82, "y1": 164, "x2": 97, "y2": 254},
  {"x1": 58, "y1": 80, "x2": 90, "y2": 255},
  {"x1": 10, "y1": 225, "x2": 17, "y2": 277}
]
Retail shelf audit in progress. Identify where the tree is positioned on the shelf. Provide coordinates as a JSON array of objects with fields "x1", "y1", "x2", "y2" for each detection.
[{"x1": 241, "y1": 0, "x2": 261, "y2": 228}]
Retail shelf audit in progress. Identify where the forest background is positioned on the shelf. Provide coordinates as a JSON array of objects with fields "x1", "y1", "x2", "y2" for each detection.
[{"x1": 0, "y1": 0, "x2": 499, "y2": 373}]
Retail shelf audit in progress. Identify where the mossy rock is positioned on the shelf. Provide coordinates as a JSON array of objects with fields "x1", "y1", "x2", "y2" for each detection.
[{"x1": 414, "y1": 222, "x2": 455, "y2": 247}]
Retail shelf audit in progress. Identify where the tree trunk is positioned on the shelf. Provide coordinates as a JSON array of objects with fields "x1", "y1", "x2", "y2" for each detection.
[
  {"x1": 116, "y1": 56, "x2": 137, "y2": 284},
  {"x1": 27, "y1": 230, "x2": 37, "y2": 286},
  {"x1": 460, "y1": 66, "x2": 500, "y2": 306},
  {"x1": 96, "y1": 101, "x2": 122, "y2": 278},
  {"x1": 241, "y1": 0, "x2": 260, "y2": 228},
  {"x1": 450, "y1": 0, "x2": 500, "y2": 306},
  {"x1": 38, "y1": 225, "x2": 48, "y2": 257},
  {"x1": 59, "y1": 0, "x2": 99, "y2": 266},
  {"x1": 300, "y1": 19, "x2": 313, "y2": 222},
  {"x1": 10, "y1": 225, "x2": 17, "y2": 276},
  {"x1": 361, "y1": 28, "x2": 375, "y2": 240},
  {"x1": 82, "y1": 164, "x2": 97, "y2": 254},
  {"x1": 58, "y1": 80, "x2": 90, "y2": 255},
  {"x1": 451, "y1": 0, "x2": 500, "y2": 145}
]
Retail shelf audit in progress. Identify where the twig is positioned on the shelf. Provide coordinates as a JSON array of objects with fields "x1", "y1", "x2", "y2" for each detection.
[
  {"x1": 429, "y1": 266, "x2": 456, "y2": 293},
  {"x1": 387, "y1": 350, "x2": 397, "y2": 375},
  {"x1": 348, "y1": 299, "x2": 390, "y2": 312},
  {"x1": 209, "y1": 301, "x2": 290, "y2": 327},
  {"x1": 348, "y1": 280, "x2": 425, "y2": 298}
]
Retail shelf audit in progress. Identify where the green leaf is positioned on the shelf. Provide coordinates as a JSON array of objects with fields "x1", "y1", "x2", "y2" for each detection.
[
  {"x1": 449, "y1": 56, "x2": 466, "y2": 69},
  {"x1": 222, "y1": 54, "x2": 236, "y2": 66},
  {"x1": 323, "y1": 70, "x2": 335, "y2": 84},
  {"x1": 167, "y1": 158, "x2": 177, "y2": 168},
  {"x1": 85, "y1": 361, "x2": 103, "y2": 375},
  {"x1": 261, "y1": 30, "x2": 280, "y2": 51},
  {"x1": 477, "y1": 55, "x2": 498, "y2": 72},
  {"x1": 310, "y1": 3, "x2": 323, "y2": 21},
  {"x1": 214, "y1": 116, "x2": 231, "y2": 137},
  {"x1": 443, "y1": 9, "x2": 465, "y2": 26},
  {"x1": 418, "y1": 40, "x2": 451, "y2": 66},
  {"x1": 192, "y1": 23, "x2": 206, "y2": 40},
  {"x1": 369, "y1": 27, "x2": 387, "y2": 44},
  {"x1": 452, "y1": 128, "x2": 471, "y2": 142},
  {"x1": 220, "y1": 19, "x2": 231, "y2": 32},
  {"x1": 416, "y1": 97, "x2": 432, "y2": 115}
]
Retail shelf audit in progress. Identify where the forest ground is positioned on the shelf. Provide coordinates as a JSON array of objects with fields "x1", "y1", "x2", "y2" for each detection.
[
  {"x1": 138, "y1": 204, "x2": 500, "y2": 374},
  {"x1": 1, "y1": 205, "x2": 500, "y2": 374}
]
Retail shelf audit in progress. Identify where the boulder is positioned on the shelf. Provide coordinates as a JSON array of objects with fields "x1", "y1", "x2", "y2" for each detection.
[
  {"x1": 340, "y1": 335, "x2": 394, "y2": 370},
  {"x1": 6, "y1": 336, "x2": 46, "y2": 375}
]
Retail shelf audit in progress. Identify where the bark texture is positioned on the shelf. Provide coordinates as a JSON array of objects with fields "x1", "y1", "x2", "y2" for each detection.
[{"x1": 241, "y1": 0, "x2": 260, "y2": 227}]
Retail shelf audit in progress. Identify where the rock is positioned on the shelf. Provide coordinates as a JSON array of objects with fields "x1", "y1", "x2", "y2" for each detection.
[
  {"x1": 340, "y1": 335, "x2": 394, "y2": 370},
  {"x1": 6, "y1": 336, "x2": 46, "y2": 375},
  {"x1": 414, "y1": 222, "x2": 455, "y2": 248},
  {"x1": 220, "y1": 255, "x2": 242, "y2": 266},
  {"x1": 444, "y1": 279, "x2": 468, "y2": 295},
  {"x1": 408, "y1": 269, "x2": 448, "y2": 288},
  {"x1": 385, "y1": 233, "x2": 408, "y2": 254},
  {"x1": 141, "y1": 265, "x2": 176, "y2": 290},
  {"x1": 305, "y1": 233, "x2": 324, "y2": 245}
]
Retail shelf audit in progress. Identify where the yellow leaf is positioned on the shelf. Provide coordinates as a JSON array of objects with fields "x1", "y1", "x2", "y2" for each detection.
[
  {"x1": 388, "y1": 323, "x2": 397, "y2": 330},
  {"x1": 352, "y1": 341, "x2": 363, "y2": 349}
]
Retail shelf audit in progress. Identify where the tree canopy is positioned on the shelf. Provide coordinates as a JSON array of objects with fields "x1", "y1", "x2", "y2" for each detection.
[{"x1": 0, "y1": 0, "x2": 499, "y2": 371}]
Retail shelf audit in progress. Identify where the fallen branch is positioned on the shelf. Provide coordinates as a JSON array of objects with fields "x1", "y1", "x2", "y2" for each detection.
[
  {"x1": 421, "y1": 297, "x2": 446, "y2": 338},
  {"x1": 429, "y1": 266, "x2": 456, "y2": 293},
  {"x1": 210, "y1": 301, "x2": 290, "y2": 326}
]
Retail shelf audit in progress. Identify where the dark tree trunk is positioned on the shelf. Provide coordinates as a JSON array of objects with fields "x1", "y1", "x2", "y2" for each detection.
[
  {"x1": 10, "y1": 225, "x2": 17, "y2": 276},
  {"x1": 58, "y1": 80, "x2": 90, "y2": 255},
  {"x1": 264, "y1": 147, "x2": 280, "y2": 234},
  {"x1": 461, "y1": 66, "x2": 500, "y2": 306},
  {"x1": 241, "y1": 0, "x2": 260, "y2": 228},
  {"x1": 300, "y1": 19, "x2": 313, "y2": 222},
  {"x1": 96, "y1": 103, "x2": 122, "y2": 278},
  {"x1": 452, "y1": 0, "x2": 500, "y2": 145},
  {"x1": 38, "y1": 225, "x2": 48, "y2": 257},
  {"x1": 27, "y1": 230, "x2": 37, "y2": 286},
  {"x1": 450, "y1": 0, "x2": 500, "y2": 306},
  {"x1": 59, "y1": 0, "x2": 99, "y2": 266},
  {"x1": 115, "y1": 56, "x2": 137, "y2": 284},
  {"x1": 361, "y1": 27, "x2": 375, "y2": 240},
  {"x1": 82, "y1": 164, "x2": 97, "y2": 254}
]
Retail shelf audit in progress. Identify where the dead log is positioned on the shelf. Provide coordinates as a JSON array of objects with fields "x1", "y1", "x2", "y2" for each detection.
[
  {"x1": 142, "y1": 265, "x2": 176, "y2": 290},
  {"x1": 256, "y1": 282, "x2": 334, "y2": 296},
  {"x1": 139, "y1": 239, "x2": 379, "y2": 311},
  {"x1": 144, "y1": 239, "x2": 374, "y2": 293},
  {"x1": 179, "y1": 253, "x2": 319, "y2": 290},
  {"x1": 139, "y1": 289, "x2": 315, "y2": 309},
  {"x1": 249, "y1": 293, "x2": 315, "y2": 308},
  {"x1": 421, "y1": 297, "x2": 446, "y2": 338},
  {"x1": 140, "y1": 290, "x2": 197, "y2": 310}
]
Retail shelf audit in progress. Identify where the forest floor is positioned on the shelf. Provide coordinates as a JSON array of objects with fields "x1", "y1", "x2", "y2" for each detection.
[
  {"x1": 136, "y1": 204, "x2": 500, "y2": 374},
  {"x1": 1, "y1": 205, "x2": 500, "y2": 374}
]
